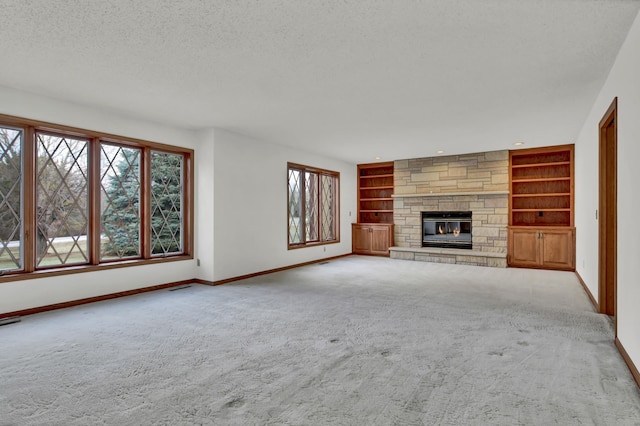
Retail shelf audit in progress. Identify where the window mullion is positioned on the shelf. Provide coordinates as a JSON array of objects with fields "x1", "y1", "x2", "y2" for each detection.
[
  {"x1": 317, "y1": 173, "x2": 323, "y2": 242},
  {"x1": 300, "y1": 169, "x2": 307, "y2": 244},
  {"x1": 88, "y1": 138, "x2": 101, "y2": 265},
  {"x1": 312, "y1": 172, "x2": 319, "y2": 242},
  {"x1": 141, "y1": 147, "x2": 152, "y2": 259},
  {"x1": 22, "y1": 126, "x2": 36, "y2": 273}
]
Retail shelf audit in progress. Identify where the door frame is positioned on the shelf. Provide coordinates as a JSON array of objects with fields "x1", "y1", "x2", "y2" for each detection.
[{"x1": 598, "y1": 97, "x2": 617, "y2": 323}]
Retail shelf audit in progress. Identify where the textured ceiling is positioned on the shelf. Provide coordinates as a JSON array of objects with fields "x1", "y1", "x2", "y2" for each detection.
[{"x1": 1, "y1": 1, "x2": 639, "y2": 163}]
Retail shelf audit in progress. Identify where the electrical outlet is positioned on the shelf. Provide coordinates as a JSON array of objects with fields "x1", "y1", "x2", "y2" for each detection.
[{"x1": 197, "y1": 258, "x2": 200, "y2": 267}]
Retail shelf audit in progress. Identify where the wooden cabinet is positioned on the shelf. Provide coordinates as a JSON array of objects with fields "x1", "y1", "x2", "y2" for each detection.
[
  {"x1": 357, "y1": 162, "x2": 394, "y2": 224},
  {"x1": 352, "y1": 223, "x2": 394, "y2": 256},
  {"x1": 508, "y1": 226, "x2": 575, "y2": 270},
  {"x1": 508, "y1": 145, "x2": 576, "y2": 270}
]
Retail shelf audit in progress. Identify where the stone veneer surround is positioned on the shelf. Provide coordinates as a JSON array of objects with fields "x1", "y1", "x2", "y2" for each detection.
[{"x1": 391, "y1": 150, "x2": 509, "y2": 267}]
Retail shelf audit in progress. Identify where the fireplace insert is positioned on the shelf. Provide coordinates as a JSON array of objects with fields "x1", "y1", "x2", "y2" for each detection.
[{"x1": 422, "y1": 211, "x2": 472, "y2": 250}]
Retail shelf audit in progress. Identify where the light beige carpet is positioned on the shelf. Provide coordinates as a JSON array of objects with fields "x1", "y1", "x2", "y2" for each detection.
[{"x1": 1, "y1": 255, "x2": 639, "y2": 425}]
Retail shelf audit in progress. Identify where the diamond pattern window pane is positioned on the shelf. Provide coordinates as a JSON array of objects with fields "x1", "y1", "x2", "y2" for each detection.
[
  {"x1": 100, "y1": 144, "x2": 141, "y2": 260},
  {"x1": 151, "y1": 151, "x2": 183, "y2": 256},
  {"x1": 321, "y1": 174, "x2": 336, "y2": 241},
  {"x1": 288, "y1": 168, "x2": 302, "y2": 244},
  {"x1": 0, "y1": 126, "x2": 23, "y2": 271},
  {"x1": 305, "y1": 172, "x2": 319, "y2": 242},
  {"x1": 36, "y1": 133, "x2": 89, "y2": 267}
]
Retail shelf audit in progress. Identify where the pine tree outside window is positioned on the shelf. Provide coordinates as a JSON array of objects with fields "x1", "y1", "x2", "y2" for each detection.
[
  {"x1": 150, "y1": 151, "x2": 183, "y2": 256},
  {"x1": 100, "y1": 144, "x2": 141, "y2": 260}
]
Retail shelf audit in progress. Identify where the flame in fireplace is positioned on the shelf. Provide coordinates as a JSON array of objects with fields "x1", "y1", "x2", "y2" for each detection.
[
  {"x1": 438, "y1": 225, "x2": 444, "y2": 234},
  {"x1": 453, "y1": 228, "x2": 460, "y2": 237}
]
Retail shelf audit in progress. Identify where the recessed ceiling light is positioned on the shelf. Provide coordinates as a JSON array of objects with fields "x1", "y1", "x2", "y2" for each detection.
[
  {"x1": 513, "y1": 142, "x2": 525, "y2": 146},
  {"x1": 374, "y1": 156, "x2": 381, "y2": 160},
  {"x1": 436, "y1": 150, "x2": 445, "y2": 154}
]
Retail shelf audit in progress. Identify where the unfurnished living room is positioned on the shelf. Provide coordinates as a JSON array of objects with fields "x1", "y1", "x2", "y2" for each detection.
[{"x1": 1, "y1": 1, "x2": 640, "y2": 425}]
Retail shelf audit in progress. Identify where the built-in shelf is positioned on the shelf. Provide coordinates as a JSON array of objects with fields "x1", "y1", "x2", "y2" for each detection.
[
  {"x1": 511, "y1": 177, "x2": 571, "y2": 183},
  {"x1": 362, "y1": 185, "x2": 393, "y2": 190},
  {"x1": 360, "y1": 173, "x2": 394, "y2": 178},
  {"x1": 511, "y1": 161, "x2": 571, "y2": 169},
  {"x1": 357, "y1": 162, "x2": 394, "y2": 224},
  {"x1": 509, "y1": 145, "x2": 574, "y2": 227},
  {"x1": 511, "y1": 193, "x2": 571, "y2": 197}
]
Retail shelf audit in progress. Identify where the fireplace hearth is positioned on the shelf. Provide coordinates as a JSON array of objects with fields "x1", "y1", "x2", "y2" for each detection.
[{"x1": 422, "y1": 211, "x2": 472, "y2": 250}]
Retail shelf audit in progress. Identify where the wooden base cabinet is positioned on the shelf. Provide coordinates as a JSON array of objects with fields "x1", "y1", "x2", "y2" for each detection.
[
  {"x1": 352, "y1": 223, "x2": 394, "y2": 256},
  {"x1": 508, "y1": 226, "x2": 575, "y2": 271}
]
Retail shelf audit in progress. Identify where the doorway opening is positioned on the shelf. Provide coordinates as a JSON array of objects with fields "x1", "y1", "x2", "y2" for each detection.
[{"x1": 599, "y1": 97, "x2": 617, "y2": 322}]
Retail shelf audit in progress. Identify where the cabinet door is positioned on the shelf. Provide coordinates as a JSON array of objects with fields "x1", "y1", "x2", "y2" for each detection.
[
  {"x1": 352, "y1": 225, "x2": 371, "y2": 254},
  {"x1": 370, "y1": 226, "x2": 391, "y2": 256},
  {"x1": 540, "y1": 229, "x2": 575, "y2": 270},
  {"x1": 508, "y1": 228, "x2": 540, "y2": 267}
]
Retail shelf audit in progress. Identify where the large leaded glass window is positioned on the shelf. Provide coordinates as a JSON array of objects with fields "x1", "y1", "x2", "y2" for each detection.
[
  {"x1": 150, "y1": 151, "x2": 183, "y2": 256},
  {"x1": 36, "y1": 132, "x2": 89, "y2": 267},
  {"x1": 100, "y1": 144, "x2": 141, "y2": 260},
  {"x1": 0, "y1": 126, "x2": 23, "y2": 271},
  {"x1": 0, "y1": 114, "x2": 193, "y2": 279},
  {"x1": 287, "y1": 163, "x2": 339, "y2": 249}
]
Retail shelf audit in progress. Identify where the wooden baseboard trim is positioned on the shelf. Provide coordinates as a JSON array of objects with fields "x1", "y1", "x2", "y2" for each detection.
[
  {"x1": 575, "y1": 271, "x2": 599, "y2": 312},
  {"x1": 615, "y1": 337, "x2": 640, "y2": 389},
  {"x1": 192, "y1": 278, "x2": 216, "y2": 286},
  {"x1": 209, "y1": 254, "x2": 353, "y2": 286},
  {"x1": 0, "y1": 279, "x2": 194, "y2": 319}
]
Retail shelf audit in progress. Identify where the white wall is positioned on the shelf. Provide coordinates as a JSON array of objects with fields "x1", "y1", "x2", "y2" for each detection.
[
  {"x1": 194, "y1": 129, "x2": 215, "y2": 282},
  {"x1": 0, "y1": 86, "x2": 199, "y2": 314},
  {"x1": 211, "y1": 128, "x2": 356, "y2": 281},
  {"x1": 575, "y1": 12, "x2": 640, "y2": 371}
]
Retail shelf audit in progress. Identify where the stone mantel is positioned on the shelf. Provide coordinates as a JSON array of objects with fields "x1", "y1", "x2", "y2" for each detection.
[{"x1": 392, "y1": 190, "x2": 509, "y2": 198}]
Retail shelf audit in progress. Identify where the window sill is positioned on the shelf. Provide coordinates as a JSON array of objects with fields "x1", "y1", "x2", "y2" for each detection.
[
  {"x1": 287, "y1": 239, "x2": 341, "y2": 250},
  {"x1": 0, "y1": 255, "x2": 193, "y2": 284}
]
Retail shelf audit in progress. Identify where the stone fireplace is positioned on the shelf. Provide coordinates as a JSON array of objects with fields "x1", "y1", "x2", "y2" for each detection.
[{"x1": 389, "y1": 151, "x2": 509, "y2": 267}]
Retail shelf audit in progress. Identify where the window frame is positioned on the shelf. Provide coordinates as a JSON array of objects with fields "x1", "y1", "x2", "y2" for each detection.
[
  {"x1": 0, "y1": 114, "x2": 194, "y2": 283},
  {"x1": 287, "y1": 162, "x2": 340, "y2": 250}
]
